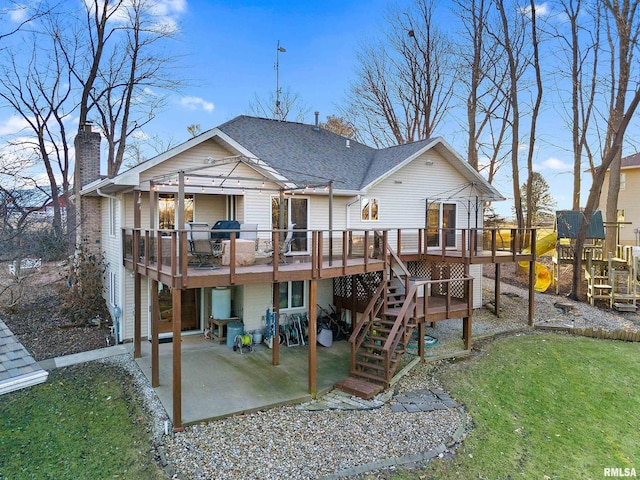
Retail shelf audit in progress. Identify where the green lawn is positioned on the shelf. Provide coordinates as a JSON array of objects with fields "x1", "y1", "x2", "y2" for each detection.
[
  {"x1": 0, "y1": 362, "x2": 164, "y2": 479},
  {"x1": 398, "y1": 333, "x2": 640, "y2": 479}
]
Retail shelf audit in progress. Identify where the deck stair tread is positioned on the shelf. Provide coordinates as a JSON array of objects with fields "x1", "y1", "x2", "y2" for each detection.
[
  {"x1": 355, "y1": 361, "x2": 387, "y2": 372},
  {"x1": 334, "y1": 377, "x2": 383, "y2": 399},
  {"x1": 348, "y1": 369, "x2": 387, "y2": 384}
]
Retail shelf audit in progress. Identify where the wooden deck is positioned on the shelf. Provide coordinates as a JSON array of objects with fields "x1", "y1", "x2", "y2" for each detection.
[
  {"x1": 125, "y1": 255, "x2": 387, "y2": 289},
  {"x1": 123, "y1": 226, "x2": 539, "y2": 288}
]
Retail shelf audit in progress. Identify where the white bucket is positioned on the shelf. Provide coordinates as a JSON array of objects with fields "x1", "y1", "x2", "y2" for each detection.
[{"x1": 252, "y1": 330, "x2": 263, "y2": 344}]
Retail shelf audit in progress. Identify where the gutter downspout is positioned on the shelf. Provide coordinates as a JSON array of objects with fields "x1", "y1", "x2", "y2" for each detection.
[{"x1": 96, "y1": 187, "x2": 124, "y2": 344}]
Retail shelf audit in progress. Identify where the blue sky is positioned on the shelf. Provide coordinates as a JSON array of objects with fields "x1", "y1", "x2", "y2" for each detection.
[
  {"x1": 148, "y1": 0, "x2": 581, "y2": 218},
  {"x1": 160, "y1": 0, "x2": 388, "y2": 127},
  {"x1": 5, "y1": 0, "x2": 634, "y2": 219}
]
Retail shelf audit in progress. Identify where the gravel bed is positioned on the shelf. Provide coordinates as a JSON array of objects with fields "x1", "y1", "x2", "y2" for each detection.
[
  {"x1": 489, "y1": 280, "x2": 640, "y2": 333},
  {"x1": 164, "y1": 405, "x2": 463, "y2": 480}
]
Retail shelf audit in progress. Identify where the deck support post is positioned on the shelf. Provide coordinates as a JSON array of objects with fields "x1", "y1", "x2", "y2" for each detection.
[
  {"x1": 418, "y1": 320, "x2": 425, "y2": 361},
  {"x1": 134, "y1": 271, "x2": 141, "y2": 358},
  {"x1": 462, "y1": 316, "x2": 471, "y2": 349},
  {"x1": 151, "y1": 279, "x2": 160, "y2": 387},
  {"x1": 494, "y1": 263, "x2": 501, "y2": 317},
  {"x1": 528, "y1": 260, "x2": 535, "y2": 326},
  {"x1": 308, "y1": 279, "x2": 317, "y2": 397},
  {"x1": 272, "y1": 282, "x2": 280, "y2": 366},
  {"x1": 172, "y1": 287, "x2": 183, "y2": 431},
  {"x1": 133, "y1": 189, "x2": 142, "y2": 359}
]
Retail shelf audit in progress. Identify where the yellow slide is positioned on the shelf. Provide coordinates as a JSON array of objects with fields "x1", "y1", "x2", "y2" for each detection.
[{"x1": 518, "y1": 232, "x2": 558, "y2": 292}]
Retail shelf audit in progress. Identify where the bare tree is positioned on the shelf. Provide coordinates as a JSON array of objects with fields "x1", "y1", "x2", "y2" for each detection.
[
  {"x1": 569, "y1": 0, "x2": 640, "y2": 299},
  {"x1": 523, "y1": 0, "x2": 545, "y2": 229},
  {"x1": 492, "y1": 0, "x2": 530, "y2": 230},
  {"x1": 123, "y1": 131, "x2": 180, "y2": 169},
  {"x1": 249, "y1": 87, "x2": 310, "y2": 123},
  {"x1": 319, "y1": 115, "x2": 357, "y2": 139},
  {"x1": 0, "y1": 1, "x2": 183, "y2": 252},
  {"x1": 452, "y1": 0, "x2": 512, "y2": 184},
  {"x1": 0, "y1": 2, "x2": 49, "y2": 45},
  {"x1": 0, "y1": 36, "x2": 74, "y2": 243},
  {"x1": 58, "y1": 0, "x2": 182, "y2": 177},
  {"x1": 554, "y1": 0, "x2": 600, "y2": 210},
  {"x1": 344, "y1": 0, "x2": 456, "y2": 147},
  {"x1": 602, "y1": 0, "x2": 640, "y2": 254}
]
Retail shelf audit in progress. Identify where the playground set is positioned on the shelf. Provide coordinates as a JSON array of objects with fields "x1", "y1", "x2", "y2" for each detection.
[{"x1": 548, "y1": 210, "x2": 640, "y2": 311}]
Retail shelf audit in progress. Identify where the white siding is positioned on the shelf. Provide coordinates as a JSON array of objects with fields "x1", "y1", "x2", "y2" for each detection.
[
  {"x1": 469, "y1": 264, "x2": 483, "y2": 309},
  {"x1": 239, "y1": 280, "x2": 333, "y2": 333},
  {"x1": 350, "y1": 150, "x2": 482, "y2": 231},
  {"x1": 600, "y1": 168, "x2": 640, "y2": 245},
  {"x1": 98, "y1": 194, "x2": 132, "y2": 340}
]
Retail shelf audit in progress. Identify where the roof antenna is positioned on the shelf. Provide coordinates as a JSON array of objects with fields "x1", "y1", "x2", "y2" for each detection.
[
  {"x1": 314, "y1": 111, "x2": 320, "y2": 131},
  {"x1": 275, "y1": 40, "x2": 286, "y2": 120}
]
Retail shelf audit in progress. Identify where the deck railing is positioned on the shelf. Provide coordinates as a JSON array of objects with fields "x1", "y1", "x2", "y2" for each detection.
[
  {"x1": 393, "y1": 227, "x2": 537, "y2": 259},
  {"x1": 123, "y1": 227, "x2": 389, "y2": 284},
  {"x1": 123, "y1": 226, "x2": 539, "y2": 284}
]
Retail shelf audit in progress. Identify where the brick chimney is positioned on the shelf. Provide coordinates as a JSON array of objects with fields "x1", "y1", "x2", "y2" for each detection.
[
  {"x1": 74, "y1": 123, "x2": 102, "y2": 188},
  {"x1": 74, "y1": 123, "x2": 102, "y2": 251}
]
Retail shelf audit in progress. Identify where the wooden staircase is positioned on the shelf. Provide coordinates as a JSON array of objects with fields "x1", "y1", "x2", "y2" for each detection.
[{"x1": 335, "y1": 248, "x2": 417, "y2": 399}]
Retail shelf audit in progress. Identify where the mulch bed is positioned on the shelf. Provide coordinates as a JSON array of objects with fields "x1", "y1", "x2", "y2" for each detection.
[{"x1": 0, "y1": 267, "x2": 110, "y2": 361}]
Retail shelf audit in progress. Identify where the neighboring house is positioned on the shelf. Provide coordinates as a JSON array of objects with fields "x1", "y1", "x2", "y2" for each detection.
[
  {"x1": 598, "y1": 152, "x2": 640, "y2": 245},
  {"x1": 78, "y1": 115, "x2": 522, "y2": 427},
  {"x1": 2, "y1": 188, "x2": 67, "y2": 221}
]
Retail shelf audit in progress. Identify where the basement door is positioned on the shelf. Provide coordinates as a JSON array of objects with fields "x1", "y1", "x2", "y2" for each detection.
[{"x1": 153, "y1": 284, "x2": 200, "y2": 336}]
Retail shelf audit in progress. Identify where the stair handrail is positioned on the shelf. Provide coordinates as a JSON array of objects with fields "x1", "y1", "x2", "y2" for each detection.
[
  {"x1": 387, "y1": 245, "x2": 411, "y2": 294},
  {"x1": 381, "y1": 283, "x2": 418, "y2": 382},
  {"x1": 349, "y1": 281, "x2": 386, "y2": 360},
  {"x1": 381, "y1": 275, "x2": 474, "y2": 382}
]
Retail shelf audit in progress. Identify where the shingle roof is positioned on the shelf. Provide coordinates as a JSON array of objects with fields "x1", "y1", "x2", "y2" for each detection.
[
  {"x1": 622, "y1": 152, "x2": 640, "y2": 168},
  {"x1": 216, "y1": 116, "x2": 501, "y2": 199},
  {"x1": 217, "y1": 116, "x2": 377, "y2": 190},
  {"x1": 0, "y1": 318, "x2": 48, "y2": 395},
  {"x1": 102, "y1": 114, "x2": 500, "y2": 201}
]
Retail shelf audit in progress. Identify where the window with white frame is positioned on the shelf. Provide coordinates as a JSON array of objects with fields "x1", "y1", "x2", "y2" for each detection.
[
  {"x1": 109, "y1": 271, "x2": 117, "y2": 307},
  {"x1": 361, "y1": 197, "x2": 379, "y2": 221},
  {"x1": 620, "y1": 173, "x2": 626, "y2": 190},
  {"x1": 109, "y1": 197, "x2": 116, "y2": 237},
  {"x1": 278, "y1": 281, "x2": 305, "y2": 310}
]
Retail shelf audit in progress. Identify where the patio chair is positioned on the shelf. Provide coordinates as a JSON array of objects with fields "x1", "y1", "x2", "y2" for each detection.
[
  {"x1": 187, "y1": 222, "x2": 221, "y2": 268},
  {"x1": 266, "y1": 223, "x2": 295, "y2": 263}
]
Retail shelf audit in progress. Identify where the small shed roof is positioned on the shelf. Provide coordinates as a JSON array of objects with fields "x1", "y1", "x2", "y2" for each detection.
[
  {"x1": 555, "y1": 210, "x2": 605, "y2": 239},
  {"x1": 0, "y1": 319, "x2": 48, "y2": 395}
]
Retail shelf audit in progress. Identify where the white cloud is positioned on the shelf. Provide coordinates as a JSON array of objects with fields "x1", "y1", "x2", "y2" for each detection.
[
  {"x1": 9, "y1": 5, "x2": 28, "y2": 23},
  {"x1": 84, "y1": 0, "x2": 186, "y2": 33},
  {"x1": 534, "y1": 157, "x2": 572, "y2": 171},
  {"x1": 180, "y1": 96, "x2": 214, "y2": 113},
  {"x1": 0, "y1": 115, "x2": 33, "y2": 135},
  {"x1": 132, "y1": 130, "x2": 149, "y2": 140},
  {"x1": 521, "y1": 3, "x2": 550, "y2": 17}
]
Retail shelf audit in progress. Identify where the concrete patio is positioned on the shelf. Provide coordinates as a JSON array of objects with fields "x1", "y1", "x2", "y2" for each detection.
[{"x1": 134, "y1": 335, "x2": 351, "y2": 425}]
